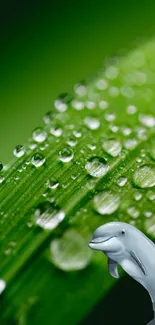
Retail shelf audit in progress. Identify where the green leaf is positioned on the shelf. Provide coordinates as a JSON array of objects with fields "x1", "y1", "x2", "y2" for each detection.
[{"x1": 0, "y1": 39, "x2": 155, "y2": 324}]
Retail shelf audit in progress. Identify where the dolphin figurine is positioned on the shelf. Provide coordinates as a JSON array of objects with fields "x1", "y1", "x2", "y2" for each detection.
[{"x1": 89, "y1": 222, "x2": 155, "y2": 324}]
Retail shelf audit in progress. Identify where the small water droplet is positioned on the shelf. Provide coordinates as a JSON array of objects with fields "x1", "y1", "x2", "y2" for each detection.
[
  {"x1": 85, "y1": 156, "x2": 109, "y2": 178},
  {"x1": 13, "y1": 145, "x2": 25, "y2": 158},
  {"x1": 87, "y1": 143, "x2": 96, "y2": 151},
  {"x1": 84, "y1": 117, "x2": 100, "y2": 130},
  {"x1": 127, "y1": 206, "x2": 140, "y2": 218},
  {"x1": 102, "y1": 138, "x2": 122, "y2": 157},
  {"x1": 72, "y1": 99, "x2": 84, "y2": 111},
  {"x1": 59, "y1": 146, "x2": 74, "y2": 162},
  {"x1": 116, "y1": 176, "x2": 127, "y2": 187},
  {"x1": 105, "y1": 66, "x2": 119, "y2": 80},
  {"x1": 67, "y1": 135, "x2": 77, "y2": 147},
  {"x1": 50, "y1": 229, "x2": 92, "y2": 271},
  {"x1": 54, "y1": 93, "x2": 70, "y2": 112},
  {"x1": 99, "y1": 101, "x2": 109, "y2": 110},
  {"x1": 0, "y1": 176, "x2": 5, "y2": 184},
  {"x1": 105, "y1": 113, "x2": 116, "y2": 122},
  {"x1": 96, "y1": 79, "x2": 108, "y2": 90},
  {"x1": 50, "y1": 124, "x2": 63, "y2": 137},
  {"x1": 44, "y1": 111, "x2": 53, "y2": 124},
  {"x1": 127, "y1": 105, "x2": 137, "y2": 115},
  {"x1": 74, "y1": 82, "x2": 87, "y2": 97},
  {"x1": 32, "y1": 127, "x2": 47, "y2": 143},
  {"x1": 144, "y1": 211, "x2": 152, "y2": 218},
  {"x1": 85, "y1": 101, "x2": 96, "y2": 109},
  {"x1": 146, "y1": 190, "x2": 155, "y2": 201},
  {"x1": 123, "y1": 138, "x2": 138, "y2": 150},
  {"x1": 93, "y1": 190, "x2": 120, "y2": 215},
  {"x1": 35, "y1": 202, "x2": 65, "y2": 230},
  {"x1": 0, "y1": 280, "x2": 6, "y2": 294},
  {"x1": 31, "y1": 153, "x2": 45, "y2": 167},
  {"x1": 73, "y1": 130, "x2": 82, "y2": 138},
  {"x1": 139, "y1": 114, "x2": 155, "y2": 128},
  {"x1": 46, "y1": 178, "x2": 59, "y2": 189},
  {"x1": 133, "y1": 164, "x2": 155, "y2": 188},
  {"x1": 109, "y1": 124, "x2": 119, "y2": 133},
  {"x1": 134, "y1": 192, "x2": 142, "y2": 201},
  {"x1": 108, "y1": 87, "x2": 119, "y2": 97}
]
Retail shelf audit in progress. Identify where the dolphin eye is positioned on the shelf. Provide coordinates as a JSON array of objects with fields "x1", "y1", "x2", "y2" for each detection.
[{"x1": 121, "y1": 229, "x2": 126, "y2": 235}]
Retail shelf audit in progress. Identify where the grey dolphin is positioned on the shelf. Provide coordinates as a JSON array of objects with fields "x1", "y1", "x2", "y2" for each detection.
[{"x1": 89, "y1": 222, "x2": 155, "y2": 324}]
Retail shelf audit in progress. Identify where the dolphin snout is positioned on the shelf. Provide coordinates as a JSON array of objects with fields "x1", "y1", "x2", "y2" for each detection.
[{"x1": 89, "y1": 236, "x2": 112, "y2": 249}]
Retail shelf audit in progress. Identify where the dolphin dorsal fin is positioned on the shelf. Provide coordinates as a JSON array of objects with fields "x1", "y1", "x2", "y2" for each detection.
[
  {"x1": 108, "y1": 258, "x2": 120, "y2": 278},
  {"x1": 130, "y1": 250, "x2": 147, "y2": 275}
]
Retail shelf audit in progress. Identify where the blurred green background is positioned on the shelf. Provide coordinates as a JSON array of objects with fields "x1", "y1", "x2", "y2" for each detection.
[{"x1": 1, "y1": 0, "x2": 155, "y2": 163}]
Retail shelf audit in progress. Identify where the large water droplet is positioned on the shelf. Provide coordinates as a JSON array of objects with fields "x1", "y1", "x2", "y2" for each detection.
[
  {"x1": 32, "y1": 127, "x2": 47, "y2": 143},
  {"x1": 50, "y1": 229, "x2": 92, "y2": 271},
  {"x1": 133, "y1": 164, "x2": 155, "y2": 188},
  {"x1": 102, "y1": 138, "x2": 122, "y2": 157},
  {"x1": 84, "y1": 117, "x2": 100, "y2": 130},
  {"x1": 50, "y1": 124, "x2": 63, "y2": 137},
  {"x1": 35, "y1": 202, "x2": 65, "y2": 230},
  {"x1": 93, "y1": 191, "x2": 120, "y2": 215},
  {"x1": 59, "y1": 146, "x2": 74, "y2": 162},
  {"x1": 31, "y1": 153, "x2": 45, "y2": 167},
  {"x1": 85, "y1": 156, "x2": 109, "y2": 177},
  {"x1": 0, "y1": 280, "x2": 6, "y2": 294},
  {"x1": 13, "y1": 145, "x2": 25, "y2": 158}
]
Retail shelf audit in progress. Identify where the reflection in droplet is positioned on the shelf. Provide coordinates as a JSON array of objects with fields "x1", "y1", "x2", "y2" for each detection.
[{"x1": 31, "y1": 153, "x2": 46, "y2": 167}]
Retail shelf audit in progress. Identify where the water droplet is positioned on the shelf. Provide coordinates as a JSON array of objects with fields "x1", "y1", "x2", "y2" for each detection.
[
  {"x1": 127, "y1": 105, "x2": 137, "y2": 115},
  {"x1": 0, "y1": 176, "x2": 5, "y2": 184},
  {"x1": 35, "y1": 202, "x2": 65, "y2": 230},
  {"x1": 144, "y1": 211, "x2": 152, "y2": 218},
  {"x1": 74, "y1": 82, "x2": 87, "y2": 97},
  {"x1": 46, "y1": 178, "x2": 59, "y2": 189},
  {"x1": 50, "y1": 124, "x2": 63, "y2": 137},
  {"x1": 109, "y1": 124, "x2": 119, "y2": 133},
  {"x1": 105, "y1": 113, "x2": 116, "y2": 122},
  {"x1": 72, "y1": 99, "x2": 84, "y2": 110},
  {"x1": 13, "y1": 145, "x2": 25, "y2": 158},
  {"x1": 108, "y1": 87, "x2": 119, "y2": 97},
  {"x1": 43, "y1": 111, "x2": 53, "y2": 124},
  {"x1": 116, "y1": 176, "x2": 127, "y2": 187},
  {"x1": 105, "y1": 66, "x2": 119, "y2": 80},
  {"x1": 93, "y1": 191, "x2": 120, "y2": 215},
  {"x1": 146, "y1": 190, "x2": 155, "y2": 201},
  {"x1": 134, "y1": 192, "x2": 142, "y2": 201},
  {"x1": 85, "y1": 156, "x2": 109, "y2": 178},
  {"x1": 31, "y1": 153, "x2": 45, "y2": 167},
  {"x1": 32, "y1": 127, "x2": 47, "y2": 143},
  {"x1": 87, "y1": 143, "x2": 96, "y2": 151},
  {"x1": 121, "y1": 85, "x2": 134, "y2": 98},
  {"x1": 54, "y1": 93, "x2": 70, "y2": 112},
  {"x1": 59, "y1": 146, "x2": 74, "y2": 162},
  {"x1": 84, "y1": 117, "x2": 100, "y2": 130},
  {"x1": 144, "y1": 217, "x2": 155, "y2": 237},
  {"x1": 0, "y1": 280, "x2": 6, "y2": 294},
  {"x1": 73, "y1": 130, "x2": 82, "y2": 138},
  {"x1": 127, "y1": 206, "x2": 140, "y2": 218},
  {"x1": 121, "y1": 126, "x2": 132, "y2": 136},
  {"x1": 96, "y1": 79, "x2": 108, "y2": 90},
  {"x1": 133, "y1": 164, "x2": 155, "y2": 188},
  {"x1": 99, "y1": 101, "x2": 109, "y2": 110},
  {"x1": 85, "y1": 101, "x2": 96, "y2": 109},
  {"x1": 0, "y1": 162, "x2": 3, "y2": 171},
  {"x1": 139, "y1": 114, "x2": 155, "y2": 128},
  {"x1": 66, "y1": 136, "x2": 77, "y2": 148},
  {"x1": 102, "y1": 138, "x2": 122, "y2": 157},
  {"x1": 123, "y1": 138, "x2": 138, "y2": 150},
  {"x1": 50, "y1": 229, "x2": 92, "y2": 271}
]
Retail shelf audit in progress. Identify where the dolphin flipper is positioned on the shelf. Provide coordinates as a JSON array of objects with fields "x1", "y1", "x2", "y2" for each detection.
[
  {"x1": 130, "y1": 250, "x2": 147, "y2": 276},
  {"x1": 108, "y1": 258, "x2": 119, "y2": 278}
]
